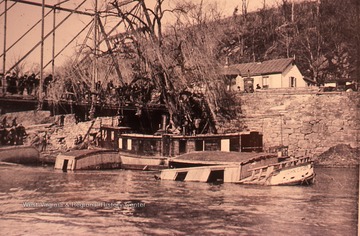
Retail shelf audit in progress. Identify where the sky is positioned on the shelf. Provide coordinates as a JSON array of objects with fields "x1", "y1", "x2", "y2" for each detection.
[{"x1": 0, "y1": 0, "x2": 298, "y2": 74}]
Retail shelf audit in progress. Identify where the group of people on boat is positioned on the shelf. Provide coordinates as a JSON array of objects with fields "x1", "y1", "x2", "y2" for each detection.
[
  {"x1": 0, "y1": 116, "x2": 27, "y2": 146},
  {"x1": 164, "y1": 109, "x2": 204, "y2": 136}
]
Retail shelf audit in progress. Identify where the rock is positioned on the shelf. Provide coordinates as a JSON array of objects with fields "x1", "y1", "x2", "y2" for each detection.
[{"x1": 314, "y1": 144, "x2": 359, "y2": 166}]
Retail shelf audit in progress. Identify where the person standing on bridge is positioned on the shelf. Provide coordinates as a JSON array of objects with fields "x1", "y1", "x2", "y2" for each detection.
[
  {"x1": 27, "y1": 74, "x2": 35, "y2": 96},
  {"x1": 43, "y1": 74, "x2": 53, "y2": 97}
]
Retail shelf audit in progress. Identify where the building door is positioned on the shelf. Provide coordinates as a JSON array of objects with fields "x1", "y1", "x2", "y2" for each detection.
[
  {"x1": 179, "y1": 140, "x2": 187, "y2": 154},
  {"x1": 244, "y1": 77, "x2": 254, "y2": 92},
  {"x1": 62, "y1": 159, "x2": 69, "y2": 172}
]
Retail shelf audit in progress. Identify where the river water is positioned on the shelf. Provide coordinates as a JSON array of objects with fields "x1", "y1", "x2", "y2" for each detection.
[{"x1": 0, "y1": 165, "x2": 358, "y2": 236}]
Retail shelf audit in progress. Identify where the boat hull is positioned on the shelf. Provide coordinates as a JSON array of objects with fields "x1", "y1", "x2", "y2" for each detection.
[
  {"x1": 238, "y1": 157, "x2": 315, "y2": 186},
  {"x1": 265, "y1": 163, "x2": 315, "y2": 186},
  {"x1": 0, "y1": 146, "x2": 40, "y2": 165},
  {"x1": 120, "y1": 154, "x2": 168, "y2": 171},
  {"x1": 54, "y1": 149, "x2": 121, "y2": 171}
]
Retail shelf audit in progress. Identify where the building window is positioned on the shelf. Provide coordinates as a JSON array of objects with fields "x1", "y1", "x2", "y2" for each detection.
[
  {"x1": 290, "y1": 77, "x2": 296, "y2": 87},
  {"x1": 262, "y1": 76, "x2": 269, "y2": 88}
]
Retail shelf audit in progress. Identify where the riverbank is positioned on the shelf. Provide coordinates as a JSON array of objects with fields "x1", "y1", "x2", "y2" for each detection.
[{"x1": 0, "y1": 111, "x2": 358, "y2": 167}]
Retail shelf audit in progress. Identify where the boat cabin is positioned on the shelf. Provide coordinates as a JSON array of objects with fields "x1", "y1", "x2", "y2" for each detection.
[
  {"x1": 99, "y1": 125, "x2": 132, "y2": 150},
  {"x1": 98, "y1": 124, "x2": 264, "y2": 157}
]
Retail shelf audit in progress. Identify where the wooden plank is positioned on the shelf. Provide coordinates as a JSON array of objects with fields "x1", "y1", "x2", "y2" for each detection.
[
  {"x1": 185, "y1": 168, "x2": 211, "y2": 182},
  {"x1": 224, "y1": 166, "x2": 240, "y2": 183},
  {"x1": 160, "y1": 170, "x2": 178, "y2": 180}
]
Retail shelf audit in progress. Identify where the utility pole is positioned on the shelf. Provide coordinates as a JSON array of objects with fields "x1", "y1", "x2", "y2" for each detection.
[
  {"x1": 241, "y1": 0, "x2": 247, "y2": 56},
  {"x1": 89, "y1": 0, "x2": 98, "y2": 120},
  {"x1": 38, "y1": 0, "x2": 45, "y2": 110},
  {"x1": 2, "y1": 0, "x2": 7, "y2": 94},
  {"x1": 52, "y1": 7, "x2": 56, "y2": 78}
]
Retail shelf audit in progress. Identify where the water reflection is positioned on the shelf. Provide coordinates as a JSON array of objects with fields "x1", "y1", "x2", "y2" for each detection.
[{"x1": 0, "y1": 166, "x2": 358, "y2": 235}]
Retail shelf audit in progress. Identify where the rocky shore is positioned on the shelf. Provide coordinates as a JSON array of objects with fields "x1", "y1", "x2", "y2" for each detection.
[
  {"x1": 314, "y1": 144, "x2": 359, "y2": 167},
  {"x1": 1, "y1": 111, "x2": 106, "y2": 164}
]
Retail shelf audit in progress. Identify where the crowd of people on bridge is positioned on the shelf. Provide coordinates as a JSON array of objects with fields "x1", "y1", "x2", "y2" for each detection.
[
  {"x1": 64, "y1": 78, "x2": 157, "y2": 107},
  {"x1": 0, "y1": 116, "x2": 27, "y2": 146},
  {"x1": 3, "y1": 72, "x2": 53, "y2": 96},
  {"x1": 2, "y1": 72, "x2": 158, "y2": 108},
  {"x1": 101, "y1": 79, "x2": 156, "y2": 106}
]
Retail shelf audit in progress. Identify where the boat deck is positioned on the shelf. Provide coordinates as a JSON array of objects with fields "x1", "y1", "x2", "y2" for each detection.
[
  {"x1": 60, "y1": 149, "x2": 114, "y2": 158},
  {"x1": 170, "y1": 151, "x2": 277, "y2": 164}
]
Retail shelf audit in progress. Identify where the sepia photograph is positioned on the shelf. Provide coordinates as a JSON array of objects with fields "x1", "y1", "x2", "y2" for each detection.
[{"x1": 0, "y1": 0, "x2": 359, "y2": 235}]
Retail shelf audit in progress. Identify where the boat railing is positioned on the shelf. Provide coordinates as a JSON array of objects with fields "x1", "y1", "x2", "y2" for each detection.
[
  {"x1": 244, "y1": 157, "x2": 312, "y2": 182},
  {"x1": 247, "y1": 156, "x2": 312, "y2": 172}
]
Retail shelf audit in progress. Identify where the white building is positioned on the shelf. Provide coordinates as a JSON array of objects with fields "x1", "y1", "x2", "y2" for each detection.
[{"x1": 224, "y1": 58, "x2": 309, "y2": 92}]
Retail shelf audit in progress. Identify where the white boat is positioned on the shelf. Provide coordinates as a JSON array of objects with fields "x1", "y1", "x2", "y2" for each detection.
[
  {"x1": 237, "y1": 156, "x2": 315, "y2": 186},
  {"x1": 160, "y1": 152, "x2": 315, "y2": 186}
]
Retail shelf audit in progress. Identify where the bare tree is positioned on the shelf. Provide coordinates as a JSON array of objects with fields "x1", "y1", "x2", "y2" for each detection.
[
  {"x1": 11, "y1": 55, "x2": 27, "y2": 77},
  {"x1": 106, "y1": 0, "x2": 236, "y2": 133}
]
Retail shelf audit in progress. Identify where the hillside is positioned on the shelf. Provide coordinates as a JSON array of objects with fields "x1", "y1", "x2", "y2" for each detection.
[{"x1": 190, "y1": 0, "x2": 359, "y2": 84}]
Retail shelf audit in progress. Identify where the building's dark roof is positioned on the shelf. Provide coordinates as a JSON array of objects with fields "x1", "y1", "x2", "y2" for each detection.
[
  {"x1": 303, "y1": 77, "x2": 316, "y2": 84},
  {"x1": 228, "y1": 58, "x2": 295, "y2": 76},
  {"x1": 219, "y1": 66, "x2": 241, "y2": 76}
]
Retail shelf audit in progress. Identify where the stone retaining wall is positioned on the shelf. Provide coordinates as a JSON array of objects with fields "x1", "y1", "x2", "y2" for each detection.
[{"x1": 220, "y1": 90, "x2": 360, "y2": 157}]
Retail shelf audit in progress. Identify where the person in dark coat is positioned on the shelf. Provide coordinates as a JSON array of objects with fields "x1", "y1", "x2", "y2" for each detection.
[
  {"x1": 18, "y1": 75, "x2": 26, "y2": 95},
  {"x1": 27, "y1": 73, "x2": 36, "y2": 96},
  {"x1": 43, "y1": 74, "x2": 53, "y2": 97},
  {"x1": 11, "y1": 117, "x2": 17, "y2": 127},
  {"x1": 0, "y1": 125, "x2": 7, "y2": 145},
  {"x1": 59, "y1": 115, "x2": 65, "y2": 126},
  {"x1": 41, "y1": 132, "x2": 48, "y2": 152},
  {"x1": 15, "y1": 124, "x2": 27, "y2": 145},
  {"x1": 5, "y1": 73, "x2": 11, "y2": 94},
  {"x1": 7, "y1": 127, "x2": 16, "y2": 145}
]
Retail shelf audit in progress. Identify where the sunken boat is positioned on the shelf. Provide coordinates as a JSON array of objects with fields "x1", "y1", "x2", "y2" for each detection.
[
  {"x1": 0, "y1": 145, "x2": 41, "y2": 165},
  {"x1": 160, "y1": 149, "x2": 315, "y2": 186}
]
